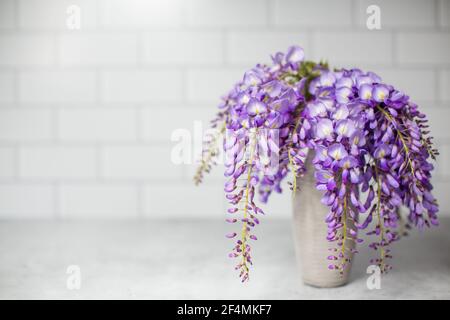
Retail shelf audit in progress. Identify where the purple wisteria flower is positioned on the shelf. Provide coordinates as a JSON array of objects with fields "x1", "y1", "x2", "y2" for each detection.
[{"x1": 195, "y1": 45, "x2": 439, "y2": 281}]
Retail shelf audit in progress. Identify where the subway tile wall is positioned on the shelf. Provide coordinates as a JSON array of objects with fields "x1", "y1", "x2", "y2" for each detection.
[{"x1": 0, "y1": 0, "x2": 449, "y2": 219}]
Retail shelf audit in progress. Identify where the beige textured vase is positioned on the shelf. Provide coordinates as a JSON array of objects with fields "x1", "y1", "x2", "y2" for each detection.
[{"x1": 292, "y1": 156, "x2": 355, "y2": 288}]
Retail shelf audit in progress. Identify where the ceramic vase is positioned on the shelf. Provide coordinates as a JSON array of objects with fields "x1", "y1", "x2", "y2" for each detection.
[{"x1": 292, "y1": 155, "x2": 355, "y2": 287}]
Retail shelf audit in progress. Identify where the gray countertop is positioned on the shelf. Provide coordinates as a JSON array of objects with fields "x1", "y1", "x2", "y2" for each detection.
[{"x1": 0, "y1": 218, "x2": 449, "y2": 299}]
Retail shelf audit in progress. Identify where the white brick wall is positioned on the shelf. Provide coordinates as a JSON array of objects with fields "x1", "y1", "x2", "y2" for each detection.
[
  {"x1": 185, "y1": 0, "x2": 267, "y2": 27},
  {"x1": 435, "y1": 143, "x2": 450, "y2": 178},
  {"x1": 100, "y1": 146, "x2": 182, "y2": 180},
  {"x1": 313, "y1": 32, "x2": 393, "y2": 66},
  {"x1": 18, "y1": 70, "x2": 97, "y2": 103},
  {"x1": 0, "y1": 0, "x2": 449, "y2": 220},
  {"x1": 440, "y1": 70, "x2": 450, "y2": 102},
  {"x1": 354, "y1": 0, "x2": 435, "y2": 27},
  {"x1": 18, "y1": 146, "x2": 97, "y2": 180},
  {"x1": 440, "y1": 0, "x2": 450, "y2": 27},
  {"x1": 18, "y1": 146, "x2": 96, "y2": 181},
  {"x1": 140, "y1": 107, "x2": 215, "y2": 141},
  {"x1": 0, "y1": 34, "x2": 55, "y2": 66},
  {"x1": 18, "y1": 0, "x2": 98, "y2": 30},
  {"x1": 397, "y1": 32, "x2": 450, "y2": 65},
  {"x1": 375, "y1": 68, "x2": 436, "y2": 103},
  {"x1": 186, "y1": 68, "x2": 245, "y2": 103},
  {"x1": 0, "y1": 147, "x2": 15, "y2": 179},
  {"x1": 60, "y1": 33, "x2": 138, "y2": 66},
  {"x1": 59, "y1": 183, "x2": 138, "y2": 219},
  {"x1": 0, "y1": 109, "x2": 53, "y2": 142},
  {"x1": 0, "y1": 184, "x2": 55, "y2": 218},
  {"x1": 101, "y1": 70, "x2": 183, "y2": 103},
  {"x1": 227, "y1": 31, "x2": 310, "y2": 66},
  {"x1": 273, "y1": 0, "x2": 353, "y2": 27},
  {"x1": 424, "y1": 108, "x2": 450, "y2": 140},
  {"x1": 58, "y1": 108, "x2": 137, "y2": 141},
  {"x1": 142, "y1": 31, "x2": 224, "y2": 65},
  {"x1": 143, "y1": 183, "x2": 225, "y2": 219},
  {"x1": 0, "y1": 72, "x2": 14, "y2": 103},
  {"x1": 100, "y1": 0, "x2": 183, "y2": 28},
  {"x1": 0, "y1": 0, "x2": 15, "y2": 30}
]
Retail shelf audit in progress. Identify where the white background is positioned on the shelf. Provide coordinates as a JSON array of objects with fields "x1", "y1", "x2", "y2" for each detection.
[{"x1": 0, "y1": 0, "x2": 449, "y2": 220}]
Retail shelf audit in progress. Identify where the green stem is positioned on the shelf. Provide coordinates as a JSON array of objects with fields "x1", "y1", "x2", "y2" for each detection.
[
  {"x1": 373, "y1": 163, "x2": 386, "y2": 272},
  {"x1": 194, "y1": 122, "x2": 226, "y2": 185},
  {"x1": 376, "y1": 105, "x2": 415, "y2": 177},
  {"x1": 240, "y1": 129, "x2": 258, "y2": 273}
]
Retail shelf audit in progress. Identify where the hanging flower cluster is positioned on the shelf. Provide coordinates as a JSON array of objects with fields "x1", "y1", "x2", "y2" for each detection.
[{"x1": 194, "y1": 45, "x2": 439, "y2": 282}]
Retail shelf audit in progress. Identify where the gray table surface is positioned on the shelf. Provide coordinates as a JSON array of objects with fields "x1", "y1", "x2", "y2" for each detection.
[{"x1": 0, "y1": 218, "x2": 449, "y2": 299}]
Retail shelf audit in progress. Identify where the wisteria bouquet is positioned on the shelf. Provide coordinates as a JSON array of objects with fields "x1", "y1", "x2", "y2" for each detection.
[{"x1": 194, "y1": 45, "x2": 439, "y2": 283}]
